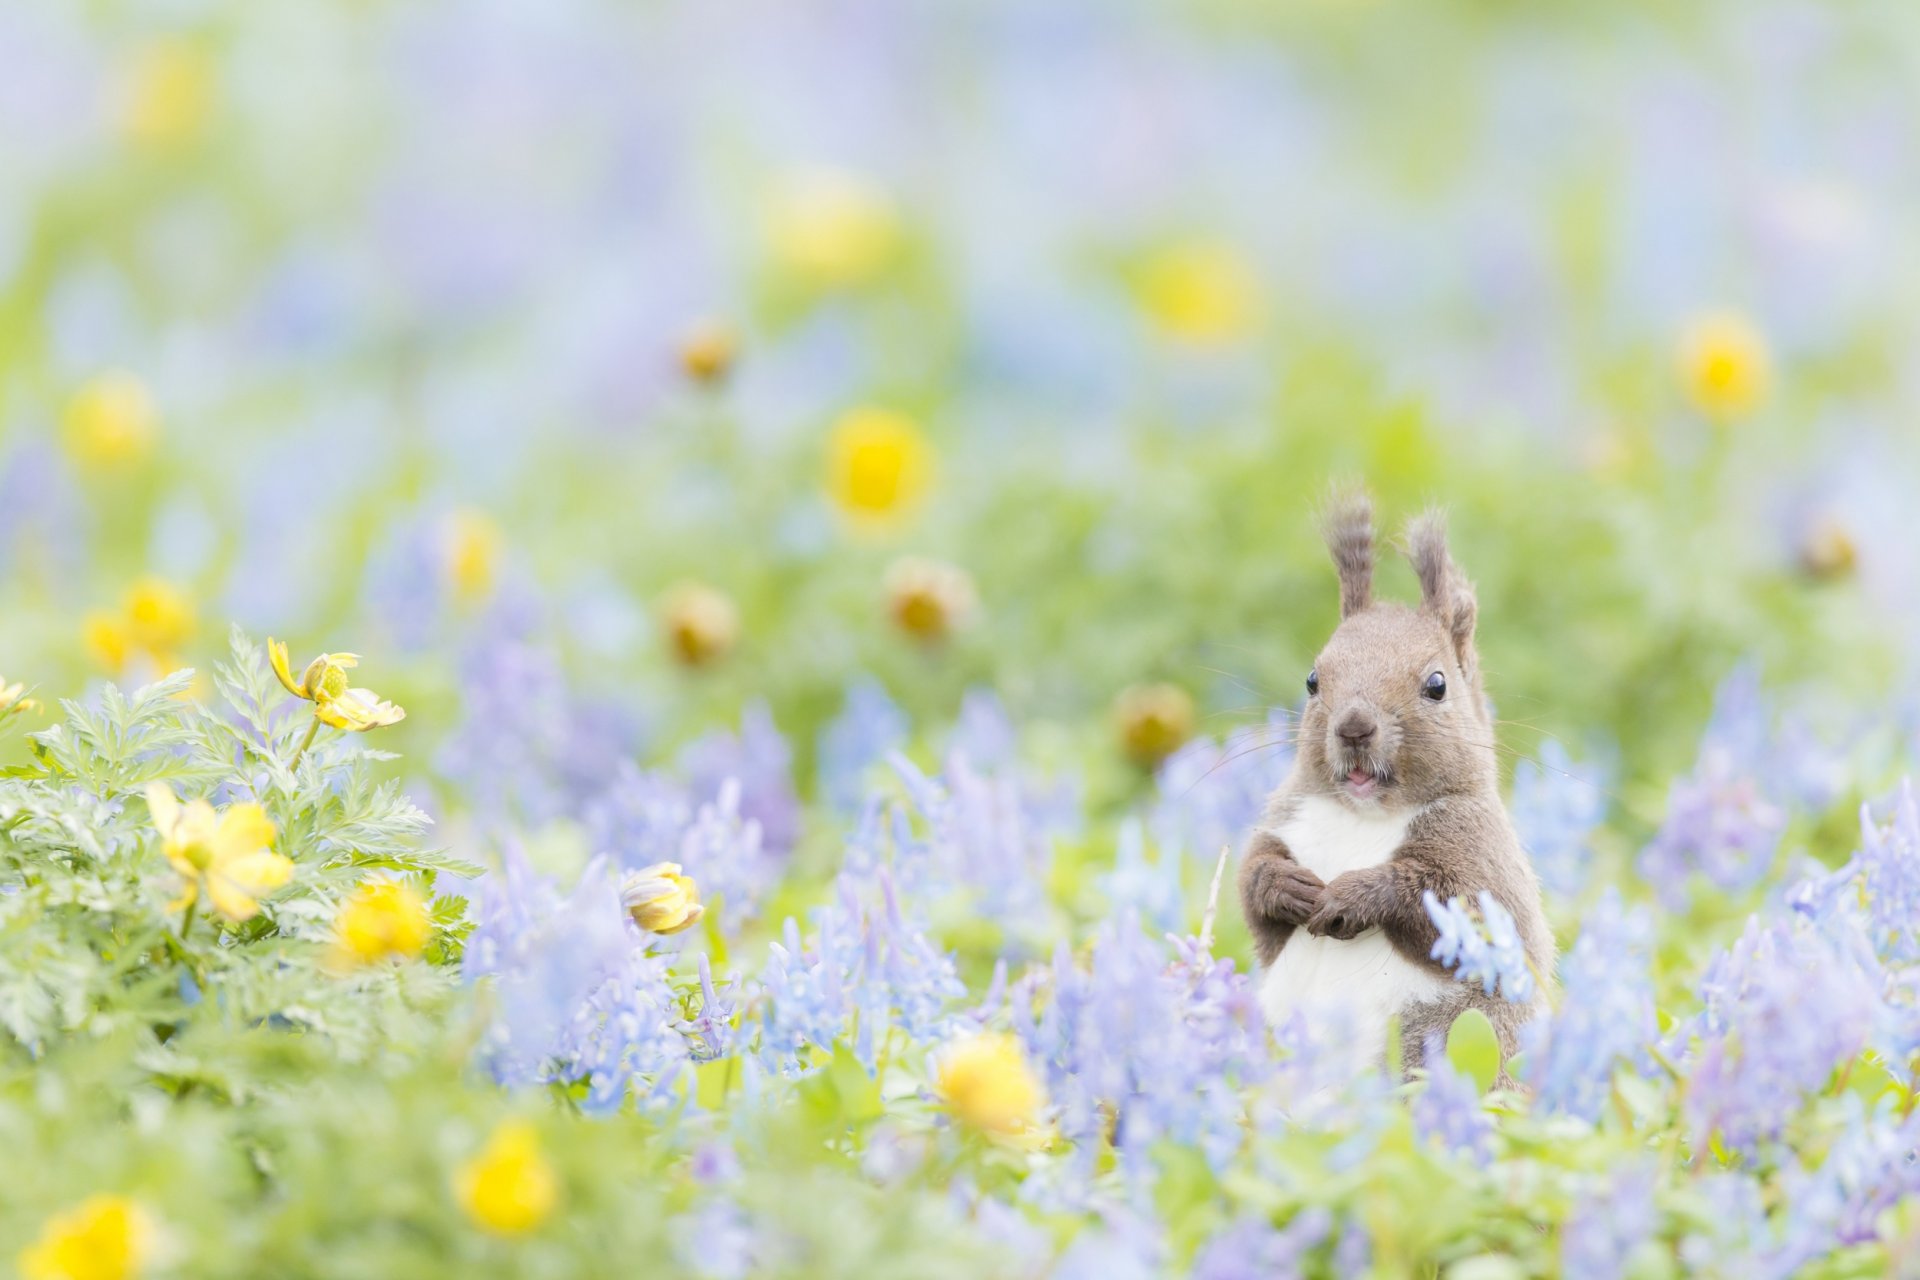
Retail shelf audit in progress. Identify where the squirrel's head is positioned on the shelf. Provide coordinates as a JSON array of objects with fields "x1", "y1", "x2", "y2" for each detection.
[{"x1": 1297, "y1": 491, "x2": 1494, "y2": 810}]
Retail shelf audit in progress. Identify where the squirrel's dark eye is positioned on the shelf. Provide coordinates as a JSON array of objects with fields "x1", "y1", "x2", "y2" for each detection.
[
  {"x1": 1306, "y1": 669, "x2": 1319, "y2": 697},
  {"x1": 1422, "y1": 671, "x2": 1447, "y2": 701}
]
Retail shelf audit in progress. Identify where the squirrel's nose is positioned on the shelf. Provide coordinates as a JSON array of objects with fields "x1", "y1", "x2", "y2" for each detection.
[{"x1": 1336, "y1": 710, "x2": 1377, "y2": 744}]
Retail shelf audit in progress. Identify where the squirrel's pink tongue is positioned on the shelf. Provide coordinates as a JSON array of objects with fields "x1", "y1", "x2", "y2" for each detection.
[{"x1": 1347, "y1": 768, "x2": 1372, "y2": 785}]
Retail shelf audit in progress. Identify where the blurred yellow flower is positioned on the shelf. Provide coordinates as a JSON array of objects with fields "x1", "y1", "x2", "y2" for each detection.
[
  {"x1": 62, "y1": 372, "x2": 159, "y2": 471},
  {"x1": 620, "y1": 862, "x2": 705, "y2": 936},
  {"x1": 934, "y1": 1033, "x2": 1044, "y2": 1137},
  {"x1": 268, "y1": 640, "x2": 406, "y2": 732},
  {"x1": 826, "y1": 407, "x2": 933, "y2": 528},
  {"x1": 660, "y1": 582, "x2": 739, "y2": 668},
  {"x1": 1678, "y1": 309, "x2": 1771, "y2": 422},
  {"x1": 884, "y1": 556, "x2": 977, "y2": 644},
  {"x1": 443, "y1": 510, "x2": 502, "y2": 606},
  {"x1": 17, "y1": 1194, "x2": 155, "y2": 1280},
  {"x1": 334, "y1": 879, "x2": 431, "y2": 966},
  {"x1": 454, "y1": 1120, "x2": 560, "y2": 1236},
  {"x1": 147, "y1": 783, "x2": 290, "y2": 922},
  {"x1": 1114, "y1": 683, "x2": 1195, "y2": 769},
  {"x1": 1138, "y1": 240, "x2": 1261, "y2": 347},
  {"x1": 85, "y1": 579, "x2": 195, "y2": 675},
  {"x1": 769, "y1": 169, "x2": 902, "y2": 290},
  {"x1": 1, "y1": 677, "x2": 40, "y2": 720},
  {"x1": 679, "y1": 319, "x2": 739, "y2": 385},
  {"x1": 122, "y1": 37, "x2": 214, "y2": 149}
]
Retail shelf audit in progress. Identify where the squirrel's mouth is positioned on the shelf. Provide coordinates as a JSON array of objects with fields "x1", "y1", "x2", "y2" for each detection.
[{"x1": 1344, "y1": 766, "x2": 1380, "y2": 798}]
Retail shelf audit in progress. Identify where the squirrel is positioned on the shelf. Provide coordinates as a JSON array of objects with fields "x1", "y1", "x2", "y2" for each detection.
[{"x1": 1237, "y1": 491, "x2": 1554, "y2": 1076}]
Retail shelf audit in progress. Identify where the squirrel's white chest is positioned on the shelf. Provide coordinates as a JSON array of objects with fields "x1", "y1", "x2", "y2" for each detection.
[{"x1": 1257, "y1": 795, "x2": 1451, "y2": 1066}]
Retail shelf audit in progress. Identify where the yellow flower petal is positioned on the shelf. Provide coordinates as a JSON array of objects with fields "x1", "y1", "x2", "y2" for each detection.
[
  {"x1": 143, "y1": 783, "x2": 181, "y2": 834},
  {"x1": 267, "y1": 639, "x2": 306, "y2": 699},
  {"x1": 203, "y1": 875, "x2": 262, "y2": 922},
  {"x1": 211, "y1": 803, "x2": 276, "y2": 863}
]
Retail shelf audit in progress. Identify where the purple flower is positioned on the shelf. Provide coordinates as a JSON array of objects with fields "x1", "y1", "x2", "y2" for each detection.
[
  {"x1": 679, "y1": 702, "x2": 802, "y2": 856},
  {"x1": 1151, "y1": 710, "x2": 1294, "y2": 865},
  {"x1": 1509, "y1": 739, "x2": 1609, "y2": 899},
  {"x1": 818, "y1": 678, "x2": 909, "y2": 812},
  {"x1": 1013, "y1": 917, "x2": 1266, "y2": 1179},
  {"x1": 1191, "y1": 1209, "x2": 1332, "y2": 1280},
  {"x1": 1523, "y1": 890, "x2": 1658, "y2": 1120},
  {"x1": 1683, "y1": 915, "x2": 1880, "y2": 1152},
  {"x1": 1561, "y1": 1167, "x2": 1657, "y2": 1280},
  {"x1": 1424, "y1": 891, "x2": 1535, "y2": 1002},
  {"x1": 1100, "y1": 819, "x2": 1186, "y2": 934},
  {"x1": 1411, "y1": 1039, "x2": 1493, "y2": 1164}
]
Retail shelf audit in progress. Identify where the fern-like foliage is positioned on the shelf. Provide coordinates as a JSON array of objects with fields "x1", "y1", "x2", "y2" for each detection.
[{"x1": 0, "y1": 631, "x2": 471, "y2": 1098}]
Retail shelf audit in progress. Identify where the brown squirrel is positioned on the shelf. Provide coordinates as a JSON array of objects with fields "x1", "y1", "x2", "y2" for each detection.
[{"x1": 1238, "y1": 492, "x2": 1554, "y2": 1074}]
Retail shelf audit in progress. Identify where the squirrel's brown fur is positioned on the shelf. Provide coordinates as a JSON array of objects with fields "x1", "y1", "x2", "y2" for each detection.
[{"x1": 1238, "y1": 491, "x2": 1555, "y2": 1072}]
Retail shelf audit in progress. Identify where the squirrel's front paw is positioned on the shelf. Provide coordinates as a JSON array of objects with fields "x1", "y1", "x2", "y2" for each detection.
[
  {"x1": 1304, "y1": 873, "x2": 1375, "y2": 940},
  {"x1": 1245, "y1": 858, "x2": 1326, "y2": 925}
]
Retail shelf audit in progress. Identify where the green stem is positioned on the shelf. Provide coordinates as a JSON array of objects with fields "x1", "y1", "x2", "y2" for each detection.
[
  {"x1": 179, "y1": 897, "x2": 198, "y2": 943},
  {"x1": 289, "y1": 714, "x2": 323, "y2": 767}
]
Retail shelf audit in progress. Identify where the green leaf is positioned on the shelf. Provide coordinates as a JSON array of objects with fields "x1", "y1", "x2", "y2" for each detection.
[{"x1": 1447, "y1": 1008, "x2": 1500, "y2": 1094}]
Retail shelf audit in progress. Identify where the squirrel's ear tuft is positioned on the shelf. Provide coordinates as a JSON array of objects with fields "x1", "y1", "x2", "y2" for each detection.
[
  {"x1": 1320, "y1": 489, "x2": 1374, "y2": 619},
  {"x1": 1405, "y1": 509, "x2": 1478, "y2": 674}
]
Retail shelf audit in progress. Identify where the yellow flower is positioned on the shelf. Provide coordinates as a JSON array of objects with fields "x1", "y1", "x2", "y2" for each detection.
[
  {"x1": 934, "y1": 1033, "x2": 1045, "y2": 1137},
  {"x1": 122, "y1": 37, "x2": 214, "y2": 149},
  {"x1": 334, "y1": 880, "x2": 431, "y2": 966},
  {"x1": 267, "y1": 639, "x2": 406, "y2": 731},
  {"x1": 17, "y1": 1194, "x2": 156, "y2": 1280},
  {"x1": 660, "y1": 583, "x2": 739, "y2": 669},
  {"x1": 884, "y1": 557, "x2": 977, "y2": 644},
  {"x1": 619, "y1": 862, "x2": 705, "y2": 936},
  {"x1": 123, "y1": 578, "x2": 196, "y2": 664},
  {"x1": 454, "y1": 1120, "x2": 560, "y2": 1236},
  {"x1": 443, "y1": 510, "x2": 502, "y2": 606},
  {"x1": 62, "y1": 372, "x2": 159, "y2": 470},
  {"x1": 1137, "y1": 240, "x2": 1261, "y2": 347},
  {"x1": 825, "y1": 407, "x2": 933, "y2": 528},
  {"x1": 679, "y1": 319, "x2": 739, "y2": 385},
  {"x1": 768, "y1": 169, "x2": 902, "y2": 290},
  {"x1": 1114, "y1": 683, "x2": 1196, "y2": 769},
  {"x1": 1, "y1": 677, "x2": 40, "y2": 720},
  {"x1": 1678, "y1": 309, "x2": 1771, "y2": 422},
  {"x1": 147, "y1": 784, "x2": 291, "y2": 922}
]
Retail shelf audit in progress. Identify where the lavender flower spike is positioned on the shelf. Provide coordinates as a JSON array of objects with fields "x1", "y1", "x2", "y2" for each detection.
[{"x1": 1424, "y1": 890, "x2": 1535, "y2": 1002}]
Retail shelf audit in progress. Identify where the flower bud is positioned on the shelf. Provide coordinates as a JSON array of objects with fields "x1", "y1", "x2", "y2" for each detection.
[
  {"x1": 661, "y1": 583, "x2": 739, "y2": 668},
  {"x1": 1113, "y1": 683, "x2": 1195, "y2": 769},
  {"x1": 679, "y1": 320, "x2": 738, "y2": 385},
  {"x1": 620, "y1": 862, "x2": 706, "y2": 936},
  {"x1": 934, "y1": 1033, "x2": 1044, "y2": 1136},
  {"x1": 884, "y1": 557, "x2": 976, "y2": 644}
]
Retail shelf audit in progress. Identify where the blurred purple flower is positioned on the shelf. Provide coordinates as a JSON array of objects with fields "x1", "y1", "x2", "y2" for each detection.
[
  {"x1": 1562, "y1": 1167, "x2": 1658, "y2": 1280},
  {"x1": 1151, "y1": 710, "x2": 1293, "y2": 866},
  {"x1": 1683, "y1": 914, "x2": 1879, "y2": 1152},
  {"x1": 1509, "y1": 739, "x2": 1610, "y2": 899},
  {"x1": 1191, "y1": 1208, "x2": 1332, "y2": 1280},
  {"x1": 818, "y1": 678, "x2": 909, "y2": 812},
  {"x1": 1411, "y1": 1039, "x2": 1493, "y2": 1164},
  {"x1": 679, "y1": 702, "x2": 802, "y2": 856},
  {"x1": 1523, "y1": 890, "x2": 1658, "y2": 1121}
]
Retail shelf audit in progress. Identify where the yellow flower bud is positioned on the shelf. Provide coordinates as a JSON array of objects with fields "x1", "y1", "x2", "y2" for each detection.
[
  {"x1": 660, "y1": 583, "x2": 738, "y2": 668},
  {"x1": 83, "y1": 614, "x2": 133, "y2": 674},
  {"x1": 17, "y1": 1194, "x2": 156, "y2": 1280},
  {"x1": 934, "y1": 1033, "x2": 1044, "y2": 1137},
  {"x1": 454, "y1": 1120, "x2": 560, "y2": 1237},
  {"x1": 825, "y1": 407, "x2": 933, "y2": 529},
  {"x1": 1677, "y1": 309, "x2": 1771, "y2": 423},
  {"x1": 1114, "y1": 683, "x2": 1196, "y2": 769},
  {"x1": 335, "y1": 880, "x2": 431, "y2": 966},
  {"x1": 62, "y1": 372, "x2": 158, "y2": 471},
  {"x1": 884, "y1": 557, "x2": 977, "y2": 644},
  {"x1": 619, "y1": 862, "x2": 705, "y2": 936},
  {"x1": 679, "y1": 320, "x2": 739, "y2": 385},
  {"x1": 1799, "y1": 515, "x2": 1857, "y2": 581},
  {"x1": 1, "y1": 678, "x2": 40, "y2": 720}
]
